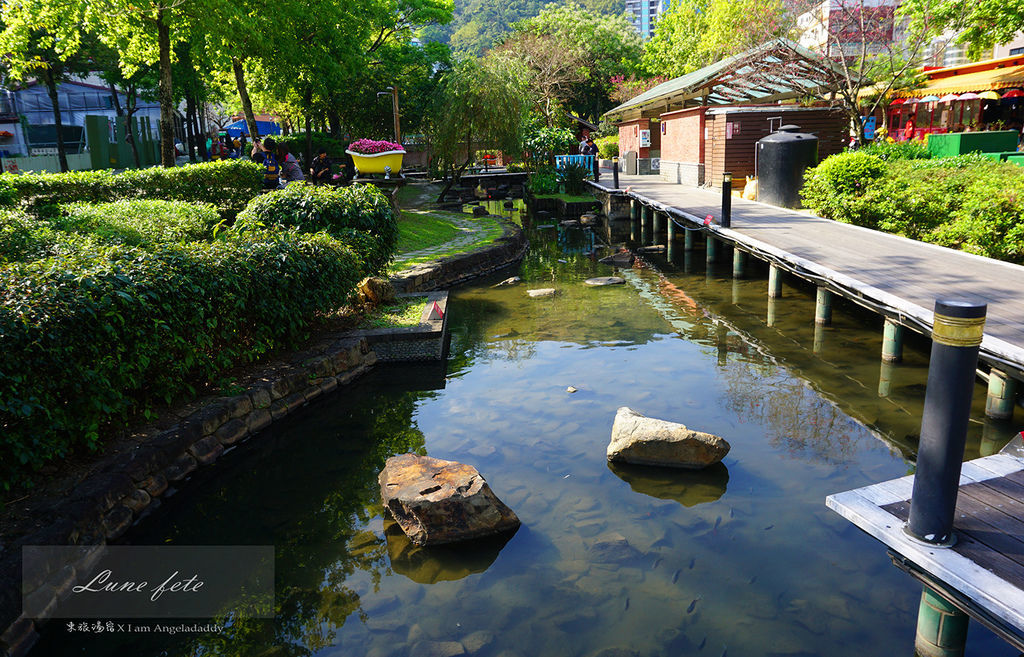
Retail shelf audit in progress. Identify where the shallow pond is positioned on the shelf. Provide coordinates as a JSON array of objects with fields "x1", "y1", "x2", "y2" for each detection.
[{"x1": 35, "y1": 210, "x2": 1019, "y2": 657}]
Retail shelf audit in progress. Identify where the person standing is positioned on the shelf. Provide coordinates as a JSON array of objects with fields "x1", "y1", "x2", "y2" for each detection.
[
  {"x1": 251, "y1": 137, "x2": 280, "y2": 190},
  {"x1": 583, "y1": 137, "x2": 600, "y2": 181}
]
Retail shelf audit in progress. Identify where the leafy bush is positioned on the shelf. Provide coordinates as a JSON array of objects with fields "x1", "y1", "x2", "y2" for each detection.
[
  {"x1": 53, "y1": 200, "x2": 219, "y2": 246},
  {"x1": 524, "y1": 127, "x2": 577, "y2": 169},
  {"x1": 558, "y1": 162, "x2": 591, "y2": 195},
  {"x1": 2, "y1": 159, "x2": 262, "y2": 221},
  {"x1": 861, "y1": 140, "x2": 932, "y2": 161},
  {"x1": 505, "y1": 162, "x2": 529, "y2": 173},
  {"x1": 802, "y1": 150, "x2": 1024, "y2": 262},
  {"x1": 275, "y1": 131, "x2": 349, "y2": 161},
  {"x1": 595, "y1": 135, "x2": 619, "y2": 159},
  {"x1": 234, "y1": 183, "x2": 397, "y2": 274},
  {"x1": 527, "y1": 167, "x2": 559, "y2": 195},
  {"x1": 0, "y1": 230, "x2": 363, "y2": 488}
]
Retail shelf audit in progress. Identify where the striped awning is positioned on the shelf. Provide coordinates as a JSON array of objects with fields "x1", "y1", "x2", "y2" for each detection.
[{"x1": 897, "y1": 64, "x2": 1024, "y2": 97}]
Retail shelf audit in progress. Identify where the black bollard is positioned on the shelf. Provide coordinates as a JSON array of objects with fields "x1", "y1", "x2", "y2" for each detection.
[
  {"x1": 721, "y1": 172, "x2": 732, "y2": 228},
  {"x1": 592, "y1": 156, "x2": 600, "y2": 182},
  {"x1": 906, "y1": 300, "x2": 987, "y2": 546},
  {"x1": 612, "y1": 157, "x2": 619, "y2": 189}
]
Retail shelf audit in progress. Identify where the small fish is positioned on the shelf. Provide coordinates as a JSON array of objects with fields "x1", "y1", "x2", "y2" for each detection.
[
  {"x1": 672, "y1": 569, "x2": 680, "y2": 583},
  {"x1": 729, "y1": 507, "x2": 734, "y2": 518},
  {"x1": 713, "y1": 516, "x2": 722, "y2": 530},
  {"x1": 652, "y1": 557, "x2": 663, "y2": 570},
  {"x1": 623, "y1": 597, "x2": 630, "y2": 611},
  {"x1": 698, "y1": 637, "x2": 706, "y2": 650},
  {"x1": 748, "y1": 575, "x2": 758, "y2": 585},
  {"x1": 689, "y1": 557, "x2": 695, "y2": 570},
  {"x1": 764, "y1": 524, "x2": 774, "y2": 531},
  {"x1": 563, "y1": 474, "x2": 571, "y2": 479},
  {"x1": 720, "y1": 648, "x2": 727, "y2": 657},
  {"x1": 687, "y1": 598, "x2": 698, "y2": 614}
]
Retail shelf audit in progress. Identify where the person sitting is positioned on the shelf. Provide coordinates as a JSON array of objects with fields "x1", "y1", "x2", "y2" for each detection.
[
  {"x1": 278, "y1": 143, "x2": 305, "y2": 186},
  {"x1": 309, "y1": 148, "x2": 332, "y2": 185}
]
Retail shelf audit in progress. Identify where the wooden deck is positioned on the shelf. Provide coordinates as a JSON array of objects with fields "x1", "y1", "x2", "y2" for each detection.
[
  {"x1": 826, "y1": 451, "x2": 1024, "y2": 649},
  {"x1": 591, "y1": 173, "x2": 1024, "y2": 376}
]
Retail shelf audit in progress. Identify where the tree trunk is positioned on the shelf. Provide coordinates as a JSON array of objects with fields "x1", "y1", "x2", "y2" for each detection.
[
  {"x1": 125, "y1": 87, "x2": 142, "y2": 168},
  {"x1": 197, "y1": 101, "x2": 209, "y2": 160},
  {"x1": 44, "y1": 68, "x2": 69, "y2": 173},
  {"x1": 156, "y1": 8, "x2": 176, "y2": 167},
  {"x1": 108, "y1": 81, "x2": 124, "y2": 116},
  {"x1": 303, "y1": 87, "x2": 313, "y2": 170},
  {"x1": 185, "y1": 94, "x2": 197, "y2": 163},
  {"x1": 232, "y1": 57, "x2": 260, "y2": 140}
]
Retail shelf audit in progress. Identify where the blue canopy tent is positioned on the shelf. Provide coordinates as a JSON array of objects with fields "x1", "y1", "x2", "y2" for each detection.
[{"x1": 222, "y1": 119, "x2": 281, "y2": 137}]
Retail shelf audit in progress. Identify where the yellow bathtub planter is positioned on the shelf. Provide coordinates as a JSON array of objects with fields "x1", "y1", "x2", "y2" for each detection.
[{"x1": 346, "y1": 140, "x2": 406, "y2": 178}]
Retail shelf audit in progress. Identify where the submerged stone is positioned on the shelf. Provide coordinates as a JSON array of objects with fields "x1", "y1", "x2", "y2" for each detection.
[
  {"x1": 585, "y1": 277, "x2": 625, "y2": 286},
  {"x1": 607, "y1": 407, "x2": 730, "y2": 469},
  {"x1": 527, "y1": 288, "x2": 557, "y2": 298},
  {"x1": 379, "y1": 453, "x2": 520, "y2": 546}
]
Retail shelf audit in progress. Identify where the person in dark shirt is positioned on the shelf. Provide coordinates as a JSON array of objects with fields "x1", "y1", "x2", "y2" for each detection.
[
  {"x1": 251, "y1": 137, "x2": 280, "y2": 189},
  {"x1": 309, "y1": 148, "x2": 332, "y2": 185}
]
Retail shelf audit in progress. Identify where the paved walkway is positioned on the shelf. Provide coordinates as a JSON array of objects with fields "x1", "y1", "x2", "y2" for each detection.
[{"x1": 594, "y1": 171, "x2": 1024, "y2": 372}]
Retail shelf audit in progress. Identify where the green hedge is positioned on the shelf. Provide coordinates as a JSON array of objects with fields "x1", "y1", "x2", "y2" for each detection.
[
  {"x1": 801, "y1": 152, "x2": 1024, "y2": 261},
  {"x1": 53, "y1": 200, "x2": 219, "y2": 247},
  {"x1": 595, "y1": 135, "x2": 619, "y2": 159},
  {"x1": 275, "y1": 131, "x2": 349, "y2": 162},
  {"x1": 0, "y1": 230, "x2": 363, "y2": 488},
  {"x1": 0, "y1": 208, "x2": 103, "y2": 264},
  {"x1": 0, "y1": 159, "x2": 262, "y2": 220},
  {"x1": 234, "y1": 183, "x2": 397, "y2": 274}
]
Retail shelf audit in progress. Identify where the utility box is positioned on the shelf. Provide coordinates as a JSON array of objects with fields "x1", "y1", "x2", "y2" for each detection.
[
  {"x1": 756, "y1": 125, "x2": 818, "y2": 209},
  {"x1": 927, "y1": 130, "x2": 1018, "y2": 158}
]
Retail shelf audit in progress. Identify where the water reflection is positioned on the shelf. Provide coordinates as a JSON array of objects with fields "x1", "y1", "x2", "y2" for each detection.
[
  {"x1": 608, "y1": 461, "x2": 729, "y2": 507},
  {"x1": 383, "y1": 518, "x2": 517, "y2": 584}
]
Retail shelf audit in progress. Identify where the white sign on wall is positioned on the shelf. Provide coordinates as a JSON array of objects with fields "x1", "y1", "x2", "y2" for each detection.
[
  {"x1": 639, "y1": 129, "x2": 651, "y2": 147},
  {"x1": 30, "y1": 147, "x2": 58, "y2": 156}
]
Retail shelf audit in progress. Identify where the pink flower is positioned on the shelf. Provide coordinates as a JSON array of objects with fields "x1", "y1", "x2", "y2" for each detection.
[{"x1": 348, "y1": 139, "x2": 405, "y2": 154}]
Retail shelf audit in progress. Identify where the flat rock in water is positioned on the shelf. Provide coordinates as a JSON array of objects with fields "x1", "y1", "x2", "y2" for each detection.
[
  {"x1": 580, "y1": 214, "x2": 598, "y2": 225},
  {"x1": 493, "y1": 276, "x2": 521, "y2": 287},
  {"x1": 527, "y1": 288, "x2": 557, "y2": 298},
  {"x1": 599, "y1": 251, "x2": 634, "y2": 267},
  {"x1": 588, "y1": 532, "x2": 641, "y2": 564},
  {"x1": 410, "y1": 641, "x2": 466, "y2": 657},
  {"x1": 472, "y1": 206, "x2": 489, "y2": 216},
  {"x1": 637, "y1": 245, "x2": 665, "y2": 254},
  {"x1": 379, "y1": 453, "x2": 520, "y2": 546},
  {"x1": 607, "y1": 407, "x2": 730, "y2": 469},
  {"x1": 585, "y1": 277, "x2": 625, "y2": 287},
  {"x1": 560, "y1": 220, "x2": 580, "y2": 227}
]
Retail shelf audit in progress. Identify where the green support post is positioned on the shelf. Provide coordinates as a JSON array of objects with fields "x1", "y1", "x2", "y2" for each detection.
[
  {"x1": 733, "y1": 248, "x2": 746, "y2": 279},
  {"x1": 882, "y1": 318, "x2": 904, "y2": 363},
  {"x1": 768, "y1": 265, "x2": 782, "y2": 298},
  {"x1": 684, "y1": 228, "x2": 695, "y2": 251},
  {"x1": 767, "y1": 297, "x2": 777, "y2": 327},
  {"x1": 878, "y1": 361, "x2": 895, "y2": 398},
  {"x1": 641, "y1": 205, "x2": 652, "y2": 245},
  {"x1": 732, "y1": 279, "x2": 742, "y2": 305},
  {"x1": 985, "y1": 369, "x2": 1017, "y2": 421},
  {"x1": 914, "y1": 587, "x2": 968, "y2": 657},
  {"x1": 667, "y1": 216, "x2": 676, "y2": 262},
  {"x1": 815, "y1": 287, "x2": 832, "y2": 326},
  {"x1": 980, "y1": 419, "x2": 1010, "y2": 456},
  {"x1": 630, "y1": 199, "x2": 639, "y2": 221},
  {"x1": 706, "y1": 235, "x2": 718, "y2": 264},
  {"x1": 653, "y1": 211, "x2": 663, "y2": 245},
  {"x1": 813, "y1": 323, "x2": 825, "y2": 354}
]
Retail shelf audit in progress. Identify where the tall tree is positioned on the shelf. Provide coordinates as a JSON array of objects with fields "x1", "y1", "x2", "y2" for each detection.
[
  {"x1": 0, "y1": 0, "x2": 93, "y2": 172},
  {"x1": 899, "y1": 0, "x2": 1021, "y2": 59}
]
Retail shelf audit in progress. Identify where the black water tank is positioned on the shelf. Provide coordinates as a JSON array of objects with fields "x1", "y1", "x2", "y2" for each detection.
[{"x1": 756, "y1": 124, "x2": 818, "y2": 209}]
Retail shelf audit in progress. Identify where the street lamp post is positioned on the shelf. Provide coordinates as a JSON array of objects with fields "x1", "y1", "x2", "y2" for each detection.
[{"x1": 377, "y1": 86, "x2": 401, "y2": 144}]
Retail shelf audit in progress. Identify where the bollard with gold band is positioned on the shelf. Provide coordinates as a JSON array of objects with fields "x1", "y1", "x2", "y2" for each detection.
[{"x1": 906, "y1": 300, "x2": 986, "y2": 546}]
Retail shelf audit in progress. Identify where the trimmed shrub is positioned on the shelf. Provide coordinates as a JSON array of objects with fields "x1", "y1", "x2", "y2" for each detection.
[
  {"x1": 800, "y1": 152, "x2": 888, "y2": 227},
  {"x1": 2, "y1": 159, "x2": 262, "y2": 220},
  {"x1": 925, "y1": 173, "x2": 1024, "y2": 260},
  {"x1": 234, "y1": 183, "x2": 397, "y2": 274},
  {"x1": 860, "y1": 140, "x2": 932, "y2": 161},
  {"x1": 0, "y1": 208, "x2": 101, "y2": 264},
  {"x1": 0, "y1": 230, "x2": 363, "y2": 488},
  {"x1": 595, "y1": 135, "x2": 619, "y2": 159},
  {"x1": 53, "y1": 200, "x2": 219, "y2": 247}
]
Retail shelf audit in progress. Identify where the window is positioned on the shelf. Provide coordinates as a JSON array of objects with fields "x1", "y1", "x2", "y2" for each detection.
[{"x1": 1011, "y1": 47, "x2": 1024, "y2": 56}]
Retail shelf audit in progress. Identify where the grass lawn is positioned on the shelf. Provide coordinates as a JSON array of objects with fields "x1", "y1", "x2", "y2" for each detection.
[
  {"x1": 392, "y1": 209, "x2": 504, "y2": 272},
  {"x1": 358, "y1": 296, "x2": 428, "y2": 329}
]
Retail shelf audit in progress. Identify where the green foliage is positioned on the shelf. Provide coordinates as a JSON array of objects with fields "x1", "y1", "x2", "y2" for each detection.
[
  {"x1": 0, "y1": 209, "x2": 97, "y2": 264},
  {"x1": 275, "y1": 132, "x2": 349, "y2": 160},
  {"x1": 899, "y1": 0, "x2": 1022, "y2": 59},
  {"x1": 595, "y1": 135, "x2": 618, "y2": 159},
  {"x1": 54, "y1": 200, "x2": 219, "y2": 246},
  {"x1": 558, "y1": 162, "x2": 591, "y2": 195},
  {"x1": 4, "y1": 160, "x2": 262, "y2": 220},
  {"x1": 860, "y1": 140, "x2": 932, "y2": 161},
  {"x1": 234, "y1": 183, "x2": 397, "y2": 274},
  {"x1": 527, "y1": 167, "x2": 559, "y2": 195},
  {"x1": 802, "y1": 152, "x2": 1024, "y2": 261},
  {"x1": 523, "y1": 127, "x2": 577, "y2": 169},
  {"x1": 0, "y1": 230, "x2": 363, "y2": 488}
]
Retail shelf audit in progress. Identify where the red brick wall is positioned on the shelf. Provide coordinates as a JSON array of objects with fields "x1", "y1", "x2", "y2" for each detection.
[
  {"x1": 659, "y1": 108, "x2": 706, "y2": 164},
  {"x1": 617, "y1": 119, "x2": 650, "y2": 159}
]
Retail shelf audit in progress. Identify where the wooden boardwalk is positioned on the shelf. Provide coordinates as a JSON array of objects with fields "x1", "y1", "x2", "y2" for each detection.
[
  {"x1": 827, "y1": 450, "x2": 1024, "y2": 649},
  {"x1": 591, "y1": 173, "x2": 1024, "y2": 376}
]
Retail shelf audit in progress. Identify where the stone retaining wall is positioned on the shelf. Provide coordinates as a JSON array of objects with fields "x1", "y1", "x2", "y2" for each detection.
[
  {"x1": 0, "y1": 338, "x2": 377, "y2": 657},
  {"x1": 359, "y1": 292, "x2": 450, "y2": 362},
  {"x1": 391, "y1": 219, "x2": 527, "y2": 294}
]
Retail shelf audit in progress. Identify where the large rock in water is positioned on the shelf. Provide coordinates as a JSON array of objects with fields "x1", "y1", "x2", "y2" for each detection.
[
  {"x1": 379, "y1": 454, "x2": 520, "y2": 546},
  {"x1": 607, "y1": 407, "x2": 730, "y2": 469}
]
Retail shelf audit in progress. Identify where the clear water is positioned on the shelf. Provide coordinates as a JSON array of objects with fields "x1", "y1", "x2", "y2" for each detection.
[{"x1": 35, "y1": 208, "x2": 1020, "y2": 657}]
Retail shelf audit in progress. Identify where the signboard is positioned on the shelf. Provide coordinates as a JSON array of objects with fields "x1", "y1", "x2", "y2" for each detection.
[
  {"x1": 639, "y1": 129, "x2": 651, "y2": 148},
  {"x1": 726, "y1": 122, "x2": 734, "y2": 139},
  {"x1": 30, "y1": 147, "x2": 58, "y2": 156}
]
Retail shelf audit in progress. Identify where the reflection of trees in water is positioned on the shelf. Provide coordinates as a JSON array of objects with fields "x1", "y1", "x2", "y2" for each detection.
[
  {"x1": 146, "y1": 389, "x2": 428, "y2": 657},
  {"x1": 718, "y1": 360, "x2": 864, "y2": 465}
]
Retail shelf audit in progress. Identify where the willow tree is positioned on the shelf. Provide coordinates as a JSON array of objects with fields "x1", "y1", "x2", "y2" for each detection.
[{"x1": 429, "y1": 57, "x2": 528, "y2": 202}]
